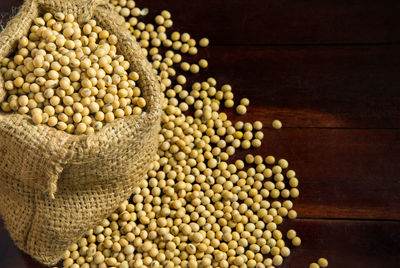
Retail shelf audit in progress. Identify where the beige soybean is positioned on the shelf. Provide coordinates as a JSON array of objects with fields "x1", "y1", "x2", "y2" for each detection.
[
  {"x1": 56, "y1": 1, "x2": 306, "y2": 267},
  {"x1": 0, "y1": 11, "x2": 145, "y2": 134}
]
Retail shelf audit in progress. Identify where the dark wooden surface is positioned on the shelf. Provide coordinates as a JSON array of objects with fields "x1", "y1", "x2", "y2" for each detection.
[{"x1": 1, "y1": 0, "x2": 400, "y2": 267}]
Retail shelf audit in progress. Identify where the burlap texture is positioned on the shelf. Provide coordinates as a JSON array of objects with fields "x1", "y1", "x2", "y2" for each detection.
[{"x1": 0, "y1": 0, "x2": 161, "y2": 265}]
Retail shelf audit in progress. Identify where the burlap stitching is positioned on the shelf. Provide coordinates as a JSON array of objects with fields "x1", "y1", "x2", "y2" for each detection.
[
  {"x1": 0, "y1": 0, "x2": 161, "y2": 265},
  {"x1": 19, "y1": 126, "x2": 50, "y2": 181}
]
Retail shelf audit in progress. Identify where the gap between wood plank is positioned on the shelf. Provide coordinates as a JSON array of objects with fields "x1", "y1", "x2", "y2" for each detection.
[
  {"x1": 211, "y1": 42, "x2": 400, "y2": 47},
  {"x1": 262, "y1": 126, "x2": 400, "y2": 130},
  {"x1": 297, "y1": 216, "x2": 400, "y2": 223}
]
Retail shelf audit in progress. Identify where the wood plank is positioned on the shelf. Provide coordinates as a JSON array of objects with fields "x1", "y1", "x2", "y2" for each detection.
[
  {"x1": 185, "y1": 45, "x2": 400, "y2": 129},
  {"x1": 3, "y1": 129, "x2": 400, "y2": 263},
  {"x1": 280, "y1": 219, "x2": 400, "y2": 267},
  {"x1": 1, "y1": 2, "x2": 399, "y2": 129},
  {"x1": 1, "y1": 219, "x2": 399, "y2": 267},
  {"x1": 0, "y1": 1, "x2": 398, "y2": 267},
  {"x1": 137, "y1": 0, "x2": 400, "y2": 44},
  {"x1": 2, "y1": 130, "x2": 399, "y2": 265},
  {"x1": 3, "y1": 0, "x2": 399, "y2": 44},
  {"x1": 229, "y1": 129, "x2": 400, "y2": 220}
]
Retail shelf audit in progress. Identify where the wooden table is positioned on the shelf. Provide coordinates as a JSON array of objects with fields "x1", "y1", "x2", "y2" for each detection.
[{"x1": 1, "y1": 0, "x2": 400, "y2": 267}]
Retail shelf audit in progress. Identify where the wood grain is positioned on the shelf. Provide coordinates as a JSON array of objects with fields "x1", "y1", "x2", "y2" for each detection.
[
  {"x1": 189, "y1": 45, "x2": 400, "y2": 129},
  {"x1": 280, "y1": 219, "x2": 400, "y2": 267},
  {"x1": 3, "y1": 0, "x2": 400, "y2": 45},
  {"x1": 138, "y1": 0, "x2": 400, "y2": 45},
  {"x1": 230, "y1": 129, "x2": 400, "y2": 220},
  {"x1": 2, "y1": 219, "x2": 400, "y2": 268},
  {"x1": 0, "y1": 0, "x2": 399, "y2": 267}
]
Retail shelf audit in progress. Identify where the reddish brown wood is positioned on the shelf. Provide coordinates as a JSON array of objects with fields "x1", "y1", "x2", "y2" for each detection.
[
  {"x1": 2, "y1": 219, "x2": 400, "y2": 268},
  {"x1": 3, "y1": 126, "x2": 400, "y2": 265},
  {"x1": 228, "y1": 129, "x2": 400, "y2": 220},
  {"x1": 4, "y1": 0, "x2": 399, "y2": 44},
  {"x1": 280, "y1": 219, "x2": 400, "y2": 267},
  {"x1": 138, "y1": 0, "x2": 400, "y2": 44},
  {"x1": 0, "y1": 0, "x2": 400, "y2": 267},
  {"x1": 188, "y1": 45, "x2": 400, "y2": 129}
]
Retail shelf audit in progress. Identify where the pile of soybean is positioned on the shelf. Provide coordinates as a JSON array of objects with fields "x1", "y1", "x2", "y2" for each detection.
[
  {"x1": 56, "y1": 0, "x2": 328, "y2": 267},
  {"x1": 0, "y1": 12, "x2": 146, "y2": 134}
]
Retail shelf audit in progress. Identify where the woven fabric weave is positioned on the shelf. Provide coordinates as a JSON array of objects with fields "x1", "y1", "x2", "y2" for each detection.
[{"x1": 0, "y1": 0, "x2": 161, "y2": 265}]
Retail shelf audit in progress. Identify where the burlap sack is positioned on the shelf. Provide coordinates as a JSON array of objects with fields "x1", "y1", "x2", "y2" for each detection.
[{"x1": 0, "y1": 0, "x2": 161, "y2": 265}]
